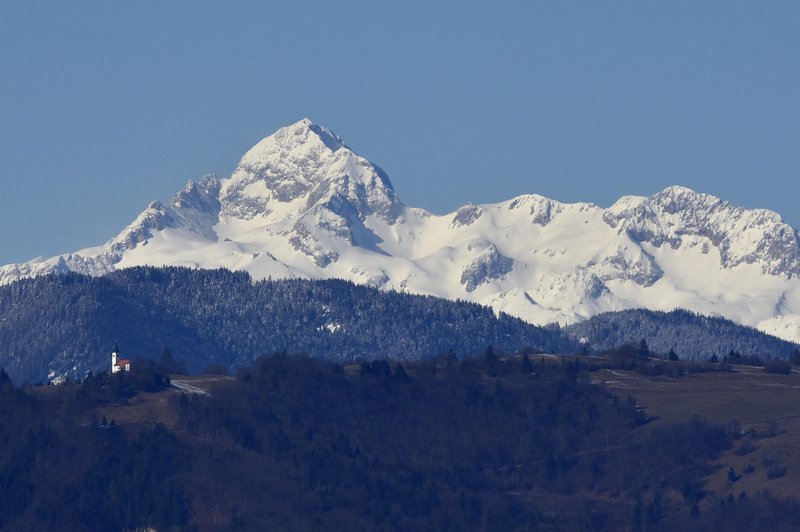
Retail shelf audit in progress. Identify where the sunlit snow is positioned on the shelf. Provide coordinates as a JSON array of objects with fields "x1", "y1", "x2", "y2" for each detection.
[{"x1": 2, "y1": 119, "x2": 799, "y2": 344}]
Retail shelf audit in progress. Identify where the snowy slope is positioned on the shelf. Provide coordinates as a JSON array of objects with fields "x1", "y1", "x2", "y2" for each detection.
[{"x1": 3, "y1": 118, "x2": 800, "y2": 343}]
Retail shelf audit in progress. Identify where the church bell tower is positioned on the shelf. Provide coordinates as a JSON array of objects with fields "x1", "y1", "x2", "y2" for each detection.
[{"x1": 111, "y1": 344, "x2": 120, "y2": 373}]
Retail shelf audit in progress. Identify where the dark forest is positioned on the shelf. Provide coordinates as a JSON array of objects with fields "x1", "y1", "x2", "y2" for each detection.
[{"x1": 2, "y1": 352, "x2": 799, "y2": 531}]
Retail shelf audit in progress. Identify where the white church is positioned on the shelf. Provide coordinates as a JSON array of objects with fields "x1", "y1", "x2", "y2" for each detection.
[{"x1": 111, "y1": 344, "x2": 131, "y2": 374}]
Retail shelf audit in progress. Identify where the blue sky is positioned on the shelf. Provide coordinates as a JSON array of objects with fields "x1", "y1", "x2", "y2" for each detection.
[{"x1": 1, "y1": 1, "x2": 798, "y2": 265}]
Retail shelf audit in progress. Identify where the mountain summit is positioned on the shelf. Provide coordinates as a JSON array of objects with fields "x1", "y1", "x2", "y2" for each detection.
[
  {"x1": 221, "y1": 118, "x2": 399, "y2": 223},
  {"x1": 2, "y1": 120, "x2": 800, "y2": 342}
]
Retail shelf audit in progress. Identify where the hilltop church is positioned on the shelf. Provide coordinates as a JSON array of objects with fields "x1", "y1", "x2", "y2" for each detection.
[{"x1": 111, "y1": 345, "x2": 131, "y2": 374}]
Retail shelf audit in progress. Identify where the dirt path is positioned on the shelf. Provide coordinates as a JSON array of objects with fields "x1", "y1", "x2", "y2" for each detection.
[{"x1": 171, "y1": 379, "x2": 211, "y2": 395}]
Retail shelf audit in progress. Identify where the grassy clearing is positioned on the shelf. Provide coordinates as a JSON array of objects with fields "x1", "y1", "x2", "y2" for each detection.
[
  {"x1": 594, "y1": 363, "x2": 800, "y2": 500},
  {"x1": 93, "y1": 374, "x2": 233, "y2": 431}
]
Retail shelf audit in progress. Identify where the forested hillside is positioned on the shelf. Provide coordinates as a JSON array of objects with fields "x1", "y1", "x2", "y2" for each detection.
[
  {"x1": 566, "y1": 309, "x2": 799, "y2": 361},
  {"x1": 2, "y1": 268, "x2": 797, "y2": 383},
  {"x1": 7, "y1": 354, "x2": 796, "y2": 530},
  {"x1": 0, "y1": 267, "x2": 574, "y2": 383}
]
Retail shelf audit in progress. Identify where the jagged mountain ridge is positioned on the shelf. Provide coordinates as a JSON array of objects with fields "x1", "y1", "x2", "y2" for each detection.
[{"x1": 2, "y1": 118, "x2": 800, "y2": 342}]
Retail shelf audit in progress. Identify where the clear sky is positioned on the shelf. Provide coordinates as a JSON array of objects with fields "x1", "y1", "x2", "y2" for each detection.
[{"x1": 1, "y1": 1, "x2": 799, "y2": 265}]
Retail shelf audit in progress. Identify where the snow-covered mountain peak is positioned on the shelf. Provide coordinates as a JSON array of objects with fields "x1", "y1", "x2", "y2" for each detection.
[
  {"x1": 603, "y1": 185, "x2": 800, "y2": 277},
  {"x1": 171, "y1": 175, "x2": 221, "y2": 211},
  {"x1": 607, "y1": 194, "x2": 647, "y2": 214},
  {"x1": 237, "y1": 118, "x2": 349, "y2": 169},
  {"x1": 220, "y1": 119, "x2": 399, "y2": 222},
  {"x1": 659, "y1": 184, "x2": 702, "y2": 196},
  {"x1": 3, "y1": 121, "x2": 800, "y2": 344},
  {"x1": 505, "y1": 194, "x2": 568, "y2": 226},
  {"x1": 650, "y1": 184, "x2": 723, "y2": 211}
]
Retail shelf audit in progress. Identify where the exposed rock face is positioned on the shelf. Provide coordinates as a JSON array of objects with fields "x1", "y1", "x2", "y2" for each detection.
[
  {"x1": 604, "y1": 186, "x2": 800, "y2": 277},
  {"x1": 3, "y1": 120, "x2": 800, "y2": 343},
  {"x1": 591, "y1": 250, "x2": 663, "y2": 287},
  {"x1": 460, "y1": 245, "x2": 514, "y2": 292},
  {"x1": 452, "y1": 204, "x2": 482, "y2": 227},
  {"x1": 170, "y1": 175, "x2": 222, "y2": 241},
  {"x1": 104, "y1": 201, "x2": 175, "y2": 261},
  {"x1": 289, "y1": 217, "x2": 340, "y2": 268},
  {"x1": 507, "y1": 194, "x2": 573, "y2": 226}
]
